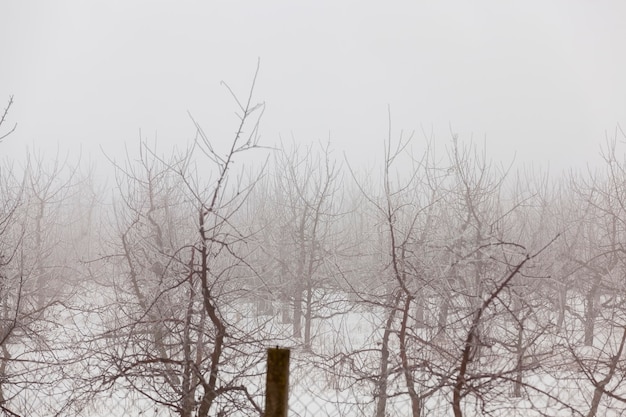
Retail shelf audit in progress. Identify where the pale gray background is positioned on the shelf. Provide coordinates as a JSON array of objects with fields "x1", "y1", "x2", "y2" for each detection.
[{"x1": 2, "y1": 1, "x2": 625, "y2": 172}]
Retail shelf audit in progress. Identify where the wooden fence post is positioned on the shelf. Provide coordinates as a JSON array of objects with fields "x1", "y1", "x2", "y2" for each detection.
[{"x1": 264, "y1": 347, "x2": 290, "y2": 417}]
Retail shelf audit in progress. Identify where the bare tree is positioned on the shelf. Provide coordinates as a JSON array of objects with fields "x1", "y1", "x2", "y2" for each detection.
[
  {"x1": 266, "y1": 140, "x2": 343, "y2": 349},
  {"x1": 0, "y1": 96, "x2": 17, "y2": 143},
  {"x1": 0, "y1": 149, "x2": 87, "y2": 416},
  {"x1": 93, "y1": 65, "x2": 272, "y2": 417},
  {"x1": 345, "y1": 124, "x2": 451, "y2": 417},
  {"x1": 561, "y1": 133, "x2": 626, "y2": 417}
]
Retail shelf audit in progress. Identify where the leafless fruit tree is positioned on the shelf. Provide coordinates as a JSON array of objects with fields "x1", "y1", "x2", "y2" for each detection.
[{"x1": 90, "y1": 66, "x2": 276, "y2": 417}]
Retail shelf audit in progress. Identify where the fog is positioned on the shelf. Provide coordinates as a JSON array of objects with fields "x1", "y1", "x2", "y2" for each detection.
[
  {"x1": 3, "y1": 2, "x2": 626, "y2": 417},
  {"x1": 3, "y1": 1, "x2": 626, "y2": 172}
]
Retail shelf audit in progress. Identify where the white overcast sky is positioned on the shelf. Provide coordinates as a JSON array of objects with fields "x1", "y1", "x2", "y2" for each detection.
[{"x1": 1, "y1": 1, "x2": 626, "y2": 173}]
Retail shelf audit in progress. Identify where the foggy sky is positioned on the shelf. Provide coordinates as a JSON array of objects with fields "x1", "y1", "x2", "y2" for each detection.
[{"x1": 2, "y1": 0, "x2": 626, "y2": 173}]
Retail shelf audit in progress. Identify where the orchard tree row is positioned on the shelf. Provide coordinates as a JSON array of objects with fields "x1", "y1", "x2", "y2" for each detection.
[{"x1": 2, "y1": 84, "x2": 626, "y2": 416}]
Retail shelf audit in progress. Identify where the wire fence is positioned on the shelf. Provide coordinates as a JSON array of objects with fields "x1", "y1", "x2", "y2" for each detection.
[
  {"x1": 268, "y1": 347, "x2": 419, "y2": 417},
  {"x1": 2, "y1": 344, "x2": 619, "y2": 416}
]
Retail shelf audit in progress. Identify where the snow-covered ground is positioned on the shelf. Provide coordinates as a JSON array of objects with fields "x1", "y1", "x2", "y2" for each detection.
[{"x1": 3, "y1": 288, "x2": 626, "y2": 417}]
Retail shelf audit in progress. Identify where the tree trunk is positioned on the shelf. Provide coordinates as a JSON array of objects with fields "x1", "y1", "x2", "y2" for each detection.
[
  {"x1": 374, "y1": 292, "x2": 401, "y2": 417},
  {"x1": 293, "y1": 211, "x2": 307, "y2": 339},
  {"x1": 293, "y1": 288, "x2": 302, "y2": 339},
  {"x1": 513, "y1": 324, "x2": 525, "y2": 398},
  {"x1": 414, "y1": 288, "x2": 425, "y2": 328},
  {"x1": 281, "y1": 300, "x2": 291, "y2": 324},
  {"x1": 586, "y1": 327, "x2": 626, "y2": 417},
  {"x1": 181, "y1": 279, "x2": 195, "y2": 417},
  {"x1": 438, "y1": 296, "x2": 450, "y2": 333},
  {"x1": 399, "y1": 296, "x2": 421, "y2": 417},
  {"x1": 512, "y1": 292, "x2": 525, "y2": 398},
  {"x1": 197, "y1": 212, "x2": 227, "y2": 417},
  {"x1": 556, "y1": 284, "x2": 567, "y2": 331},
  {"x1": 584, "y1": 279, "x2": 599, "y2": 346},
  {"x1": 304, "y1": 280, "x2": 313, "y2": 350}
]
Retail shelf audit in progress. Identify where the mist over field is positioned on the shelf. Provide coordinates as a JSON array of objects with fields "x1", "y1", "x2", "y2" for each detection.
[{"x1": 2, "y1": 1, "x2": 626, "y2": 416}]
